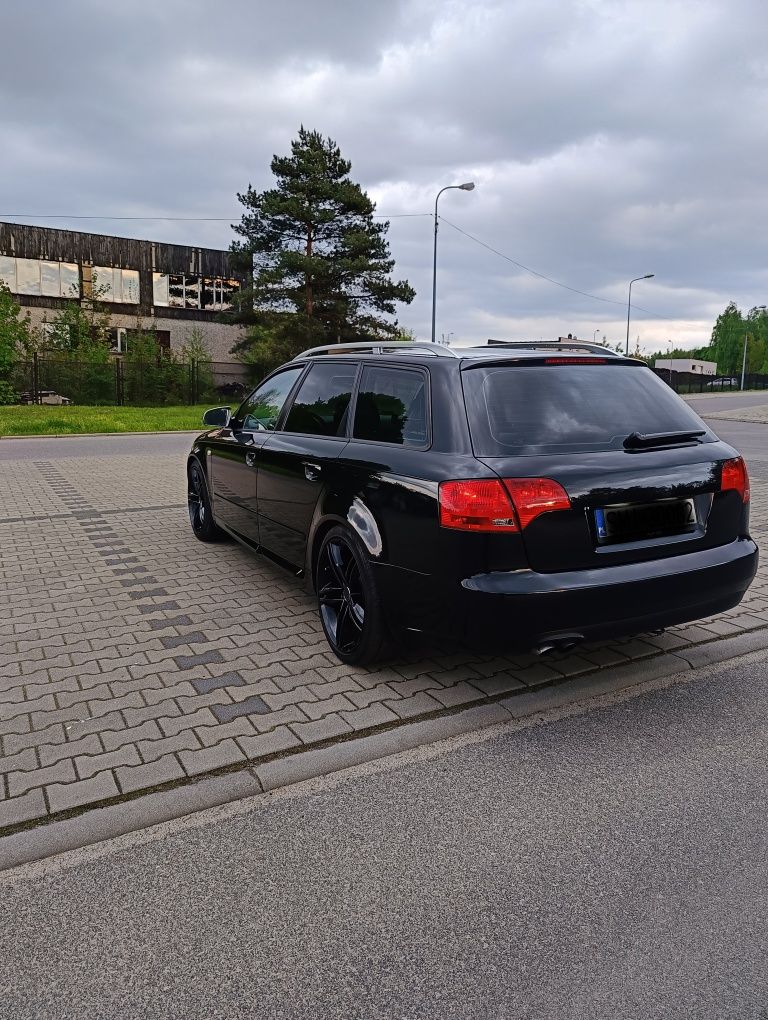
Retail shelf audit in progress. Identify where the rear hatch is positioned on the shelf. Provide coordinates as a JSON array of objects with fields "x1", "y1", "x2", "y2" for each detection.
[{"x1": 461, "y1": 357, "x2": 748, "y2": 573}]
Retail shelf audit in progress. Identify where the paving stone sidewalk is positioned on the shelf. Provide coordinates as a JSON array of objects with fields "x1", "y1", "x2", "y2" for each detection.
[{"x1": 1, "y1": 446, "x2": 767, "y2": 833}]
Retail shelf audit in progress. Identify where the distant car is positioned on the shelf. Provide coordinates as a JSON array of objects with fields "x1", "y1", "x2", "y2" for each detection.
[
  {"x1": 19, "y1": 390, "x2": 72, "y2": 406},
  {"x1": 216, "y1": 382, "x2": 247, "y2": 400},
  {"x1": 186, "y1": 340, "x2": 758, "y2": 665},
  {"x1": 706, "y1": 377, "x2": 738, "y2": 389}
]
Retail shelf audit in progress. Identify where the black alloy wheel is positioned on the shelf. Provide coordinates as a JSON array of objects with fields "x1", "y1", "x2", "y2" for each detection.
[
  {"x1": 188, "y1": 460, "x2": 224, "y2": 542},
  {"x1": 316, "y1": 526, "x2": 388, "y2": 665}
]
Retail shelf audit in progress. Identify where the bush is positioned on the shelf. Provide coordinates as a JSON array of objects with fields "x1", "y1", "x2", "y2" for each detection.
[
  {"x1": 123, "y1": 330, "x2": 191, "y2": 405},
  {"x1": 0, "y1": 281, "x2": 32, "y2": 402}
]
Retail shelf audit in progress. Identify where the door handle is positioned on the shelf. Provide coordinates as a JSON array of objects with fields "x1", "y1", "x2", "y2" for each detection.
[
  {"x1": 245, "y1": 452, "x2": 256, "y2": 468},
  {"x1": 303, "y1": 462, "x2": 322, "y2": 482}
]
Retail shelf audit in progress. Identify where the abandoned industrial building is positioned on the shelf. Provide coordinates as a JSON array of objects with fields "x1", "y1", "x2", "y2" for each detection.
[{"x1": 0, "y1": 222, "x2": 247, "y2": 362}]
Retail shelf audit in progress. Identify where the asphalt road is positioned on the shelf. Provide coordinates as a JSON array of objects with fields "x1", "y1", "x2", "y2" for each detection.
[
  {"x1": 710, "y1": 420, "x2": 768, "y2": 482},
  {"x1": 1, "y1": 659, "x2": 766, "y2": 1020},
  {"x1": 0, "y1": 431, "x2": 196, "y2": 461},
  {"x1": 1, "y1": 415, "x2": 766, "y2": 489}
]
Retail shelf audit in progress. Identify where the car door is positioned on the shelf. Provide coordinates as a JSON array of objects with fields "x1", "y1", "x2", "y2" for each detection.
[
  {"x1": 257, "y1": 360, "x2": 358, "y2": 568},
  {"x1": 207, "y1": 366, "x2": 305, "y2": 545}
]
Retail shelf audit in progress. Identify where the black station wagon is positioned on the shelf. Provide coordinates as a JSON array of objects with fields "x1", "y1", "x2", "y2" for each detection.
[{"x1": 187, "y1": 341, "x2": 758, "y2": 664}]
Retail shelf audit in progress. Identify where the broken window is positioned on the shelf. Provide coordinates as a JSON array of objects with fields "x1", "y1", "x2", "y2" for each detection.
[{"x1": 153, "y1": 272, "x2": 238, "y2": 310}]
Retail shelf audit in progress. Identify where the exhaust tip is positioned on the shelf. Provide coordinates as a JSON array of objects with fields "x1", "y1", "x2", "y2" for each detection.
[
  {"x1": 533, "y1": 633, "x2": 585, "y2": 656},
  {"x1": 534, "y1": 642, "x2": 556, "y2": 656}
]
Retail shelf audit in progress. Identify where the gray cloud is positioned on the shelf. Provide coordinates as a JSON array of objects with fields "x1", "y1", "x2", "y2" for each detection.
[{"x1": 2, "y1": 0, "x2": 767, "y2": 351}]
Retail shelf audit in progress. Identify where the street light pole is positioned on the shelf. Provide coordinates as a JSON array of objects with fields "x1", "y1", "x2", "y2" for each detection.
[
  {"x1": 625, "y1": 274, "x2": 654, "y2": 355},
  {"x1": 593, "y1": 329, "x2": 600, "y2": 342},
  {"x1": 741, "y1": 331, "x2": 749, "y2": 391},
  {"x1": 431, "y1": 182, "x2": 475, "y2": 345}
]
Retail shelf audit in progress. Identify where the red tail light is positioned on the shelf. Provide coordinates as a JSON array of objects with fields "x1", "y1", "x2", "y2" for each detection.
[
  {"x1": 439, "y1": 479, "x2": 518, "y2": 532},
  {"x1": 544, "y1": 357, "x2": 607, "y2": 365},
  {"x1": 503, "y1": 477, "x2": 571, "y2": 529},
  {"x1": 721, "y1": 457, "x2": 750, "y2": 503},
  {"x1": 439, "y1": 478, "x2": 571, "y2": 532}
]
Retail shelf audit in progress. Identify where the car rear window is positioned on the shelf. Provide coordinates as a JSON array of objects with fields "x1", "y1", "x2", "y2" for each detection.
[{"x1": 462, "y1": 363, "x2": 715, "y2": 456}]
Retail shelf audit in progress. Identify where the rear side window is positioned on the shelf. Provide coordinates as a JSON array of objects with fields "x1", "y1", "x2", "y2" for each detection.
[
  {"x1": 283, "y1": 362, "x2": 356, "y2": 437},
  {"x1": 353, "y1": 366, "x2": 429, "y2": 447},
  {"x1": 463, "y1": 364, "x2": 714, "y2": 456}
]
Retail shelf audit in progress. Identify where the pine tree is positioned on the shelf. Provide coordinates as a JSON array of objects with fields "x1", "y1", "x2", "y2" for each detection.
[{"x1": 230, "y1": 127, "x2": 415, "y2": 361}]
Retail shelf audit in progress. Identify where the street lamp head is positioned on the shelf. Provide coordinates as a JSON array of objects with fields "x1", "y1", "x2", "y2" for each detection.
[
  {"x1": 458, "y1": 182, "x2": 475, "y2": 191},
  {"x1": 643, "y1": 273, "x2": 654, "y2": 279}
]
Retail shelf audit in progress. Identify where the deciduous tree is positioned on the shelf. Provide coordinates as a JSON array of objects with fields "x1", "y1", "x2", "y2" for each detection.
[{"x1": 0, "y1": 281, "x2": 32, "y2": 403}]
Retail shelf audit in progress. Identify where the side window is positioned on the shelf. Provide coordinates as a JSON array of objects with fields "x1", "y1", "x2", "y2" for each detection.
[
  {"x1": 353, "y1": 366, "x2": 429, "y2": 447},
  {"x1": 238, "y1": 368, "x2": 303, "y2": 431},
  {"x1": 283, "y1": 362, "x2": 356, "y2": 437}
]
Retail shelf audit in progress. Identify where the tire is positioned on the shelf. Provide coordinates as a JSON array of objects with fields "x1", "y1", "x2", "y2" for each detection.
[
  {"x1": 315, "y1": 525, "x2": 389, "y2": 666},
  {"x1": 187, "y1": 460, "x2": 226, "y2": 543}
]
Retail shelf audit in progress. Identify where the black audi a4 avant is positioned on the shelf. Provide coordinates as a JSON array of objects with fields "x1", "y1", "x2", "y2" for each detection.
[{"x1": 187, "y1": 340, "x2": 757, "y2": 664}]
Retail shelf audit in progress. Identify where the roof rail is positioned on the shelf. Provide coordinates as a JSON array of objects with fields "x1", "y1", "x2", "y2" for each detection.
[
  {"x1": 293, "y1": 341, "x2": 459, "y2": 360},
  {"x1": 484, "y1": 340, "x2": 622, "y2": 358}
]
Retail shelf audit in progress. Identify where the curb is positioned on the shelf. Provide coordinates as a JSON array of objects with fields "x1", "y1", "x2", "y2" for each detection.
[
  {"x1": 2, "y1": 625, "x2": 768, "y2": 872},
  {"x1": 700, "y1": 415, "x2": 768, "y2": 425},
  {"x1": 683, "y1": 391, "x2": 765, "y2": 400},
  {"x1": 0, "y1": 429, "x2": 203, "y2": 440}
]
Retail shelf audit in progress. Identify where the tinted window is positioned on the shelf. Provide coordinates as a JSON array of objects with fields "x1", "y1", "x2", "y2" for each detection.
[
  {"x1": 238, "y1": 368, "x2": 303, "y2": 431},
  {"x1": 283, "y1": 362, "x2": 356, "y2": 437},
  {"x1": 463, "y1": 364, "x2": 714, "y2": 456},
  {"x1": 353, "y1": 366, "x2": 428, "y2": 446}
]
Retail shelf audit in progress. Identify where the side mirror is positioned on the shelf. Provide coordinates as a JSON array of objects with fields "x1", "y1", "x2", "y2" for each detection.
[{"x1": 202, "y1": 406, "x2": 232, "y2": 428}]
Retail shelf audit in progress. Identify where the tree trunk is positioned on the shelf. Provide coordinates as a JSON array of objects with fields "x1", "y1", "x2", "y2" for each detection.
[{"x1": 305, "y1": 224, "x2": 313, "y2": 318}]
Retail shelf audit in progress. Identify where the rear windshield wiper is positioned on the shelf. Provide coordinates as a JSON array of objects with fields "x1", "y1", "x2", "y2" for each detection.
[{"x1": 623, "y1": 429, "x2": 706, "y2": 450}]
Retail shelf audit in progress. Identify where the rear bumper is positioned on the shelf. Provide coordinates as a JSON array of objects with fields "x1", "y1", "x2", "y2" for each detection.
[
  {"x1": 377, "y1": 538, "x2": 758, "y2": 649},
  {"x1": 457, "y1": 538, "x2": 758, "y2": 647}
]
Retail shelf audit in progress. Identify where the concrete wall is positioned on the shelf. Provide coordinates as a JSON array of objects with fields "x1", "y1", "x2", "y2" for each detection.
[
  {"x1": 654, "y1": 358, "x2": 717, "y2": 376},
  {"x1": 24, "y1": 307, "x2": 245, "y2": 362}
]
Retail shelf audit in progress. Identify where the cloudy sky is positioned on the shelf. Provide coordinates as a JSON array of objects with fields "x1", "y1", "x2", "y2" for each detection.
[{"x1": 2, "y1": 0, "x2": 767, "y2": 351}]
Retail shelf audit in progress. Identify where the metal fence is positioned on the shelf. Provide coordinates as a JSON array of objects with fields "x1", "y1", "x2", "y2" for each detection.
[
  {"x1": 15, "y1": 356, "x2": 768, "y2": 407},
  {"x1": 11, "y1": 355, "x2": 252, "y2": 407},
  {"x1": 652, "y1": 369, "x2": 768, "y2": 394}
]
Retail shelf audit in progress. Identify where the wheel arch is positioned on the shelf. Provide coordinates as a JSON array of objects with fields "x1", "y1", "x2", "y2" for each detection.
[
  {"x1": 189, "y1": 447, "x2": 216, "y2": 502},
  {"x1": 306, "y1": 493, "x2": 387, "y2": 593},
  {"x1": 306, "y1": 515, "x2": 347, "y2": 593},
  {"x1": 187, "y1": 447, "x2": 209, "y2": 481},
  {"x1": 187, "y1": 448, "x2": 216, "y2": 512}
]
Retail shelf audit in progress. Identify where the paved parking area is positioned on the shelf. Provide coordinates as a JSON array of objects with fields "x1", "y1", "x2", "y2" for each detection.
[{"x1": 1, "y1": 431, "x2": 767, "y2": 832}]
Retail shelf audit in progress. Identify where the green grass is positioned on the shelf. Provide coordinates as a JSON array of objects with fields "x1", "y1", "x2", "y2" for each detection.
[{"x1": 0, "y1": 405, "x2": 227, "y2": 437}]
